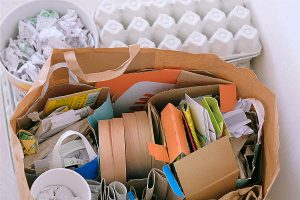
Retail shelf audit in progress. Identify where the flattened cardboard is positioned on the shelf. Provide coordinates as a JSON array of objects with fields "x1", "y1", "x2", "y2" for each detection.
[
  {"x1": 174, "y1": 136, "x2": 239, "y2": 200},
  {"x1": 147, "y1": 85, "x2": 219, "y2": 112},
  {"x1": 176, "y1": 70, "x2": 231, "y2": 88}
]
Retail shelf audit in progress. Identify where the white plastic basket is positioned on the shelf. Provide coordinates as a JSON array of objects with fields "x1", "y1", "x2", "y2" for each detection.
[{"x1": 0, "y1": 0, "x2": 99, "y2": 103}]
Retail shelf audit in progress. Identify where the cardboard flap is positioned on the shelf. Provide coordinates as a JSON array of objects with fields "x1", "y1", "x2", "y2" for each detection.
[
  {"x1": 148, "y1": 85, "x2": 219, "y2": 112},
  {"x1": 147, "y1": 143, "x2": 169, "y2": 163},
  {"x1": 161, "y1": 104, "x2": 190, "y2": 163},
  {"x1": 176, "y1": 70, "x2": 231, "y2": 87},
  {"x1": 174, "y1": 136, "x2": 239, "y2": 200}
]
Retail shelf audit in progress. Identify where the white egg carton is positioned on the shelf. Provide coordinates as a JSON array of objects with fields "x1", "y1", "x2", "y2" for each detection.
[{"x1": 94, "y1": 0, "x2": 261, "y2": 64}]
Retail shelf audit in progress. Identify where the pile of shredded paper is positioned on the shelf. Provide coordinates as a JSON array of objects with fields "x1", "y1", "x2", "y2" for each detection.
[{"x1": 0, "y1": 9, "x2": 95, "y2": 82}]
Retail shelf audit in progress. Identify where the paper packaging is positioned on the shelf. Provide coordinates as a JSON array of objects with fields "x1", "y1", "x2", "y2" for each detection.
[
  {"x1": 174, "y1": 136, "x2": 240, "y2": 200},
  {"x1": 10, "y1": 46, "x2": 279, "y2": 200}
]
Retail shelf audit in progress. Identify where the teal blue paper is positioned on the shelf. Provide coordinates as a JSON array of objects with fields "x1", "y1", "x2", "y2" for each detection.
[{"x1": 87, "y1": 94, "x2": 114, "y2": 132}]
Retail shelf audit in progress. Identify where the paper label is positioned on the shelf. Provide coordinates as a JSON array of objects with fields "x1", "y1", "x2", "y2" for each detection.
[{"x1": 43, "y1": 88, "x2": 101, "y2": 115}]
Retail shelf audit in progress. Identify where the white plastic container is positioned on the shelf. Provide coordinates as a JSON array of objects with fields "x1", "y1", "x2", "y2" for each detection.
[
  {"x1": 94, "y1": 0, "x2": 262, "y2": 66},
  {"x1": 0, "y1": 0, "x2": 99, "y2": 102},
  {"x1": 31, "y1": 168, "x2": 91, "y2": 200}
]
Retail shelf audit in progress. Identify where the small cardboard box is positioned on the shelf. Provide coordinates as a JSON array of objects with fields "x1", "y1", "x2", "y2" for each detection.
[{"x1": 173, "y1": 136, "x2": 239, "y2": 200}]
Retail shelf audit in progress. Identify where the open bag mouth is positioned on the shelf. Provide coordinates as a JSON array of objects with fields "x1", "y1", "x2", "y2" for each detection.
[{"x1": 7, "y1": 46, "x2": 279, "y2": 200}]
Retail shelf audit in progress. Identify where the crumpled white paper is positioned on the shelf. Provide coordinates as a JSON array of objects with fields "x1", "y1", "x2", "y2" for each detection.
[
  {"x1": 1, "y1": 9, "x2": 95, "y2": 82},
  {"x1": 37, "y1": 185, "x2": 81, "y2": 200}
]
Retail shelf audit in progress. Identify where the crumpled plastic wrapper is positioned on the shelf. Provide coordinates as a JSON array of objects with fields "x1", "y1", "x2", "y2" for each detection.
[{"x1": 1, "y1": 9, "x2": 95, "y2": 82}]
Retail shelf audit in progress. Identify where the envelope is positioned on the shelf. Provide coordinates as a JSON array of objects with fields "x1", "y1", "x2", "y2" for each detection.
[
  {"x1": 200, "y1": 96, "x2": 224, "y2": 139},
  {"x1": 185, "y1": 94, "x2": 216, "y2": 145},
  {"x1": 153, "y1": 103, "x2": 190, "y2": 163}
]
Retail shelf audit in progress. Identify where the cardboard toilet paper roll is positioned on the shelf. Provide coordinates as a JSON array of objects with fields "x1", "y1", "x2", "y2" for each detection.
[
  {"x1": 99, "y1": 118, "x2": 126, "y2": 183},
  {"x1": 123, "y1": 111, "x2": 152, "y2": 180}
]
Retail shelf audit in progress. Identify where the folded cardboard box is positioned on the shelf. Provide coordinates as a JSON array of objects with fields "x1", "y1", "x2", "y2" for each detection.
[{"x1": 173, "y1": 136, "x2": 239, "y2": 200}]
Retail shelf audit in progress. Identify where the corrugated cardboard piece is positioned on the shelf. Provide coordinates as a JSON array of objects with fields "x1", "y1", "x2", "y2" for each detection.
[
  {"x1": 10, "y1": 46, "x2": 279, "y2": 199},
  {"x1": 174, "y1": 136, "x2": 239, "y2": 200}
]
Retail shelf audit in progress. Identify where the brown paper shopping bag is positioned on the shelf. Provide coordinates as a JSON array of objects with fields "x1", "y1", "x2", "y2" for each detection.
[{"x1": 10, "y1": 45, "x2": 279, "y2": 199}]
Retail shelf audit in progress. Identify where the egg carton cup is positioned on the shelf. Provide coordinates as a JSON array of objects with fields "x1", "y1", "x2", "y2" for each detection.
[{"x1": 94, "y1": 0, "x2": 262, "y2": 65}]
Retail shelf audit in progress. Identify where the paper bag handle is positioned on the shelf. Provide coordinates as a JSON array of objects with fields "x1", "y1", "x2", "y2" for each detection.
[
  {"x1": 63, "y1": 44, "x2": 141, "y2": 82},
  {"x1": 40, "y1": 63, "x2": 80, "y2": 96},
  {"x1": 50, "y1": 130, "x2": 97, "y2": 168}
]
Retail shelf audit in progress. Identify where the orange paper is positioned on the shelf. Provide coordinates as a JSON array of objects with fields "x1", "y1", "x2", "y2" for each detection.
[
  {"x1": 147, "y1": 142, "x2": 169, "y2": 163},
  {"x1": 95, "y1": 69, "x2": 181, "y2": 98},
  {"x1": 161, "y1": 103, "x2": 190, "y2": 163},
  {"x1": 220, "y1": 84, "x2": 237, "y2": 112}
]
